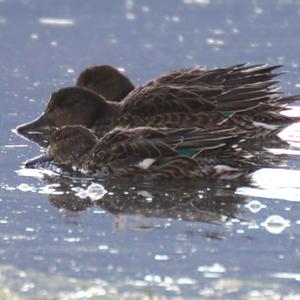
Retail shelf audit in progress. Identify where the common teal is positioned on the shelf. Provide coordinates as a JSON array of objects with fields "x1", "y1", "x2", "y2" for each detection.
[
  {"x1": 25, "y1": 125, "x2": 258, "y2": 180},
  {"x1": 76, "y1": 65, "x2": 135, "y2": 101},
  {"x1": 16, "y1": 64, "x2": 299, "y2": 141}
]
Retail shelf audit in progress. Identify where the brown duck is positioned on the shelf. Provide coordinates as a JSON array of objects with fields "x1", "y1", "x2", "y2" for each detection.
[
  {"x1": 16, "y1": 64, "x2": 299, "y2": 141},
  {"x1": 76, "y1": 65, "x2": 135, "y2": 101},
  {"x1": 25, "y1": 125, "x2": 257, "y2": 180}
]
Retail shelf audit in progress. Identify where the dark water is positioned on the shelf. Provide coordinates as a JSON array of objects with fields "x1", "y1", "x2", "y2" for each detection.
[{"x1": 1, "y1": 0, "x2": 300, "y2": 299}]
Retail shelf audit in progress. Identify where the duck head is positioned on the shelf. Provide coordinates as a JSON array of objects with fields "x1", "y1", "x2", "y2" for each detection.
[
  {"x1": 25, "y1": 125, "x2": 97, "y2": 168},
  {"x1": 16, "y1": 87, "x2": 115, "y2": 139},
  {"x1": 76, "y1": 65, "x2": 135, "y2": 101}
]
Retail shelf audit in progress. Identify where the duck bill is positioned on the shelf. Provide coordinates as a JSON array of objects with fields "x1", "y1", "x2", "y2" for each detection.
[
  {"x1": 16, "y1": 113, "x2": 49, "y2": 135},
  {"x1": 25, "y1": 153, "x2": 53, "y2": 168}
]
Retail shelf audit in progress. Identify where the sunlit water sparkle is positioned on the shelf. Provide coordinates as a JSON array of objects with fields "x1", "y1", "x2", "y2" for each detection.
[{"x1": 1, "y1": 1, "x2": 300, "y2": 299}]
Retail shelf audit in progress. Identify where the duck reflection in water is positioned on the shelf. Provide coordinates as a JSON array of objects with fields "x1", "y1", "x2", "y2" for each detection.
[{"x1": 37, "y1": 173, "x2": 248, "y2": 234}]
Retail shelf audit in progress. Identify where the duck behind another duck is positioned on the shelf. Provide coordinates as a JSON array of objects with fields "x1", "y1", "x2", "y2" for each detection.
[{"x1": 76, "y1": 65, "x2": 135, "y2": 101}]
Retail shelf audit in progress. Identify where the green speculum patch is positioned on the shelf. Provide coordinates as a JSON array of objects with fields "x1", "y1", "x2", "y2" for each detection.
[
  {"x1": 223, "y1": 111, "x2": 234, "y2": 118},
  {"x1": 177, "y1": 148, "x2": 199, "y2": 158}
]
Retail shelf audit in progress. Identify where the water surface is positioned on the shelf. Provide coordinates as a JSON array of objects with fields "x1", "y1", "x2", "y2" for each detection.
[{"x1": 1, "y1": 0, "x2": 300, "y2": 299}]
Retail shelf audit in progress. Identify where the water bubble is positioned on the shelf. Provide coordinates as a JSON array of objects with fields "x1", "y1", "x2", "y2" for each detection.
[
  {"x1": 71, "y1": 187, "x2": 82, "y2": 193},
  {"x1": 75, "y1": 183, "x2": 107, "y2": 200},
  {"x1": 245, "y1": 200, "x2": 267, "y2": 213},
  {"x1": 86, "y1": 183, "x2": 107, "y2": 201},
  {"x1": 17, "y1": 183, "x2": 36, "y2": 192},
  {"x1": 261, "y1": 215, "x2": 290, "y2": 234},
  {"x1": 76, "y1": 190, "x2": 87, "y2": 198}
]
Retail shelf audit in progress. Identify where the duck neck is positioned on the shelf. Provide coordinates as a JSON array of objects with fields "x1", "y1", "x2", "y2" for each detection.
[
  {"x1": 94, "y1": 101, "x2": 122, "y2": 136},
  {"x1": 101, "y1": 101, "x2": 121, "y2": 122}
]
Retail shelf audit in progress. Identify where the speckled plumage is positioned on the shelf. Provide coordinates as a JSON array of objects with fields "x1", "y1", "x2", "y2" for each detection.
[
  {"x1": 17, "y1": 64, "x2": 299, "y2": 143},
  {"x1": 25, "y1": 125, "x2": 262, "y2": 179}
]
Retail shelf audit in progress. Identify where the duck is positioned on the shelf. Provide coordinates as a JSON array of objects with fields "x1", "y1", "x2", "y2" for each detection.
[
  {"x1": 76, "y1": 63, "x2": 297, "y2": 124},
  {"x1": 24, "y1": 125, "x2": 258, "y2": 180},
  {"x1": 76, "y1": 65, "x2": 135, "y2": 101},
  {"x1": 16, "y1": 64, "x2": 299, "y2": 141},
  {"x1": 75, "y1": 63, "x2": 276, "y2": 100}
]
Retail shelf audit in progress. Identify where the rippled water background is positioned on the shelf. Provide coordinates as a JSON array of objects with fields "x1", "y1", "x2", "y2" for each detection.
[{"x1": 1, "y1": 0, "x2": 300, "y2": 299}]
